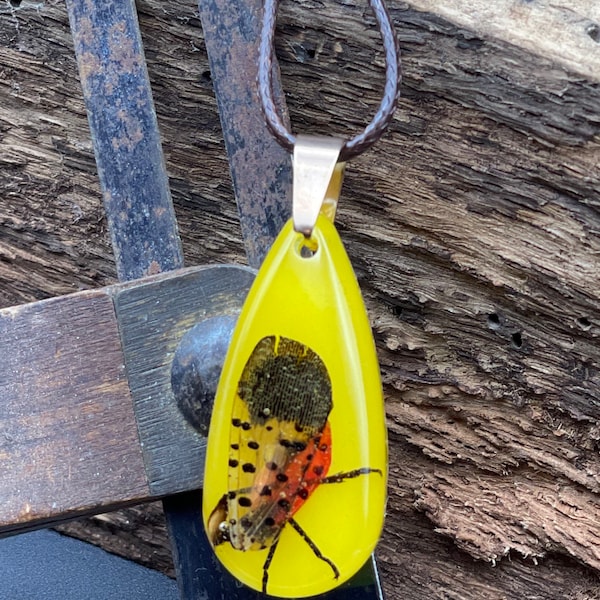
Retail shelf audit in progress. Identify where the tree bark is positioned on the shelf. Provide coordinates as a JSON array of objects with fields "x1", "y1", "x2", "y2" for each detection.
[{"x1": 1, "y1": 0, "x2": 599, "y2": 598}]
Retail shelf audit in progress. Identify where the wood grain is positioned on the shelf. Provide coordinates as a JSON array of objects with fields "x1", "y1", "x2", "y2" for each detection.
[
  {"x1": 1, "y1": 0, "x2": 600, "y2": 598},
  {"x1": 0, "y1": 266, "x2": 252, "y2": 533},
  {"x1": 0, "y1": 291, "x2": 148, "y2": 531},
  {"x1": 407, "y1": 0, "x2": 600, "y2": 82}
]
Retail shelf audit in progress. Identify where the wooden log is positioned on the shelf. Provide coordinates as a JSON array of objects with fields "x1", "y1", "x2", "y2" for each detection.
[
  {"x1": 1, "y1": 0, "x2": 600, "y2": 598},
  {"x1": 408, "y1": 0, "x2": 600, "y2": 81}
]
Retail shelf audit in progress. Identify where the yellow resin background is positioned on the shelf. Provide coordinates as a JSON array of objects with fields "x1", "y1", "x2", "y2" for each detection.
[{"x1": 203, "y1": 215, "x2": 387, "y2": 598}]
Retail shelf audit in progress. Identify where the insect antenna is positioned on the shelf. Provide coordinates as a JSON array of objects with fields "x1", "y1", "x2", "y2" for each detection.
[{"x1": 288, "y1": 518, "x2": 339, "y2": 580}]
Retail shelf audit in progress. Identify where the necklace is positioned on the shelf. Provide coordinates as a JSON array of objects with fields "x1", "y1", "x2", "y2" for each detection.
[{"x1": 203, "y1": 1, "x2": 401, "y2": 596}]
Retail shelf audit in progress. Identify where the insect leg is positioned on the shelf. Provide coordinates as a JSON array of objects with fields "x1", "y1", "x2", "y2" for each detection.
[
  {"x1": 262, "y1": 538, "x2": 280, "y2": 594},
  {"x1": 320, "y1": 467, "x2": 382, "y2": 484},
  {"x1": 288, "y1": 518, "x2": 339, "y2": 580}
]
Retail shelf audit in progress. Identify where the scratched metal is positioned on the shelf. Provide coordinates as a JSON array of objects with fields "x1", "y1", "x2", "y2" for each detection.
[
  {"x1": 171, "y1": 314, "x2": 239, "y2": 438},
  {"x1": 66, "y1": 0, "x2": 183, "y2": 280},
  {"x1": 199, "y1": 0, "x2": 292, "y2": 269}
]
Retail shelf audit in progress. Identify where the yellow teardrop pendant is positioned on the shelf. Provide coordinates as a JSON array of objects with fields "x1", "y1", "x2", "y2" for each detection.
[{"x1": 202, "y1": 214, "x2": 387, "y2": 598}]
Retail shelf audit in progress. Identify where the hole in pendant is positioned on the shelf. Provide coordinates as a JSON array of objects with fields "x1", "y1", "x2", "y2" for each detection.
[{"x1": 297, "y1": 236, "x2": 319, "y2": 258}]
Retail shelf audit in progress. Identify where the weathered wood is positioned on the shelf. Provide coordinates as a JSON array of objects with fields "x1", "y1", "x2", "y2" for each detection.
[
  {"x1": 1, "y1": 0, "x2": 600, "y2": 598},
  {"x1": 0, "y1": 266, "x2": 251, "y2": 532},
  {"x1": 0, "y1": 290, "x2": 148, "y2": 531},
  {"x1": 115, "y1": 265, "x2": 253, "y2": 495},
  {"x1": 408, "y1": 0, "x2": 600, "y2": 81}
]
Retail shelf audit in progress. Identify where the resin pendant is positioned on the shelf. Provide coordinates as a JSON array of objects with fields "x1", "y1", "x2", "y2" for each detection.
[{"x1": 203, "y1": 138, "x2": 387, "y2": 598}]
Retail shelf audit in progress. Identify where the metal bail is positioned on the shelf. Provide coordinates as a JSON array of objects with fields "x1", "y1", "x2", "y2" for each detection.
[{"x1": 293, "y1": 135, "x2": 345, "y2": 236}]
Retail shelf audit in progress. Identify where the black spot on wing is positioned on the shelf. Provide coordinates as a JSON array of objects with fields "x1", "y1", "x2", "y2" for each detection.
[{"x1": 240, "y1": 516, "x2": 251, "y2": 528}]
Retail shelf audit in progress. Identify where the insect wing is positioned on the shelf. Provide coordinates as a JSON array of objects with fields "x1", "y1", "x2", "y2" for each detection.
[{"x1": 225, "y1": 336, "x2": 332, "y2": 551}]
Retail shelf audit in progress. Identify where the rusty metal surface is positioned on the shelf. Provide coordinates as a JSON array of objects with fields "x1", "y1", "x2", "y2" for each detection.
[
  {"x1": 171, "y1": 314, "x2": 239, "y2": 438},
  {"x1": 199, "y1": 0, "x2": 291, "y2": 268},
  {"x1": 66, "y1": 0, "x2": 183, "y2": 281}
]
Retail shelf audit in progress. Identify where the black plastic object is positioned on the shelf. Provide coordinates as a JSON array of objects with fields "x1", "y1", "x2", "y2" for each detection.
[{"x1": 0, "y1": 530, "x2": 178, "y2": 600}]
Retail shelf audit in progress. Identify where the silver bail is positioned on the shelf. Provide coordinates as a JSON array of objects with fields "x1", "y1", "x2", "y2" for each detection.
[{"x1": 292, "y1": 135, "x2": 344, "y2": 236}]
